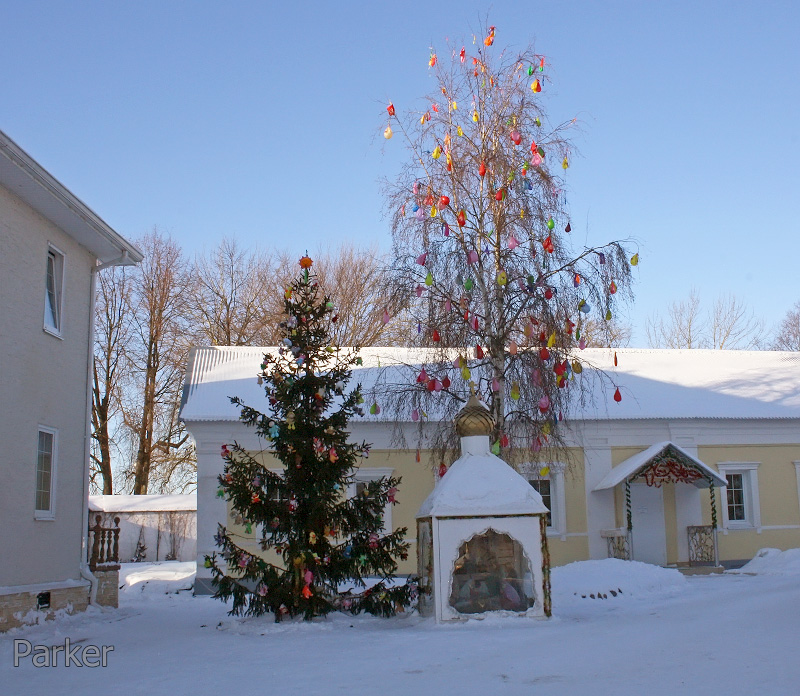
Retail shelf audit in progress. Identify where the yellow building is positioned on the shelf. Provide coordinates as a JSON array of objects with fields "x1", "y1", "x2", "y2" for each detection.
[{"x1": 181, "y1": 347, "x2": 800, "y2": 592}]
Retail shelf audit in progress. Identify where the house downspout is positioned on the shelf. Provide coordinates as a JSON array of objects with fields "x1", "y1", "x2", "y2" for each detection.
[{"x1": 80, "y1": 264, "x2": 100, "y2": 604}]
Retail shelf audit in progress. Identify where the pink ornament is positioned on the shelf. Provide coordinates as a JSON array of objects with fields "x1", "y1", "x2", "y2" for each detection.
[
  {"x1": 417, "y1": 368, "x2": 428, "y2": 383},
  {"x1": 467, "y1": 250, "x2": 479, "y2": 264},
  {"x1": 538, "y1": 394, "x2": 550, "y2": 413},
  {"x1": 413, "y1": 182, "x2": 419, "y2": 194},
  {"x1": 416, "y1": 252, "x2": 428, "y2": 265},
  {"x1": 509, "y1": 341, "x2": 518, "y2": 355},
  {"x1": 304, "y1": 569, "x2": 313, "y2": 585},
  {"x1": 472, "y1": 315, "x2": 479, "y2": 331},
  {"x1": 445, "y1": 298, "x2": 452, "y2": 312},
  {"x1": 416, "y1": 284, "x2": 424, "y2": 297},
  {"x1": 579, "y1": 338, "x2": 587, "y2": 350},
  {"x1": 382, "y1": 309, "x2": 390, "y2": 324},
  {"x1": 492, "y1": 378, "x2": 500, "y2": 392},
  {"x1": 508, "y1": 235, "x2": 520, "y2": 250},
  {"x1": 416, "y1": 208, "x2": 424, "y2": 221},
  {"x1": 443, "y1": 222, "x2": 450, "y2": 236},
  {"x1": 531, "y1": 153, "x2": 542, "y2": 167},
  {"x1": 433, "y1": 379, "x2": 443, "y2": 392},
  {"x1": 532, "y1": 369, "x2": 542, "y2": 386}
]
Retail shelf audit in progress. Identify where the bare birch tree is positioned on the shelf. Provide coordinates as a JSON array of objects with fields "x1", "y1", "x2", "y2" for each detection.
[
  {"x1": 376, "y1": 26, "x2": 635, "y2": 465},
  {"x1": 646, "y1": 289, "x2": 705, "y2": 349}
]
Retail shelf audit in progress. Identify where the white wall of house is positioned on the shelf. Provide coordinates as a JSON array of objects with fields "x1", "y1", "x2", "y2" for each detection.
[{"x1": 0, "y1": 183, "x2": 95, "y2": 587}]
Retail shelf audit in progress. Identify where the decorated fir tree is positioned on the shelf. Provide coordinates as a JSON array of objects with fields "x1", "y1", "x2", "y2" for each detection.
[{"x1": 206, "y1": 256, "x2": 414, "y2": 621}]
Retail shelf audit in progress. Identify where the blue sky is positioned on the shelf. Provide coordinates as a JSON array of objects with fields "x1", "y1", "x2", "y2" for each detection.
[{"x1": 3, "y1": 1, "x2": 798, "y2": 344}]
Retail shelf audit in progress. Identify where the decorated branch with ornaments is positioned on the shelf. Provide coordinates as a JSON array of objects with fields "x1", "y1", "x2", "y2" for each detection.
[
  {"x1": 375, "y1": 23, "x2": 638, "y2": 469},
  {"x1": 205, "y1": 256, "x2": 415, "y2": 621}
]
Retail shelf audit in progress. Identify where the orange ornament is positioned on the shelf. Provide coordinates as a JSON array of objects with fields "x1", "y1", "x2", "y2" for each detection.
[
  {"x1": 479, "y1": 161, "x2": 487, "y2": 177},
  {"x1": 299, "y1": 255, "x2": 313, "y2": 269}
]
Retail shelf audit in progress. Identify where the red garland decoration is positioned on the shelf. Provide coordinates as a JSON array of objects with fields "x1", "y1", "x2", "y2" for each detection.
[{"x1": 639, "y1": 459, "x2": 704, "y2": 488}]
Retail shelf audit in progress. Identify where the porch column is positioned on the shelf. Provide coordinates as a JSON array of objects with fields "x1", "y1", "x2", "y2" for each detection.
[
  {"x1": 673, "y1": 443, "x2": 703, "y2": 563},
  {"x1": 195, "y1": 439, "x2": 228, "y2": 594}
]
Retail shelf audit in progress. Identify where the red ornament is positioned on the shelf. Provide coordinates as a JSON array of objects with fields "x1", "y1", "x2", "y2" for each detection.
[
  {"x1": 539, "y1": 347, "x2": 550, "y2": 361},
  {"x1": 460, "y1": 47, "x2": 465, "y2": 63},
  {"x1": 543, "y1": 235, "x2": 554, "y2": 253},
  {"x1": 475, "y1": 344, "x2": 484, "y2": 359},
  {"x1": 495, "y1": 189, "x2": 505, "y2": 201},
  {"x1": 432, "y1": 329, "x2": 441, "y2": 342},
  {"x1": 427, "y1": 379, "x2": 437, "y2": 392},
  {"x1": 387, "y1": 102, "x2": 395, "y2": 116},
  {"x1": 500, "y1": 433, "x2": 509, "y2": 448},
  {"x1": 442, "y1": 376, "x2": 451, "y2": 389},
  {"x1": 438, "y1": 463, "x2": 448, "y2": 478},
  {"x1": 544, "y1": 288, "x2": 553, "y2": 300},
  {"x1": 457, "y1": 209, "x2": 467, "y2": 227},
  {"x1": 479, "y1": 161, "x2": 487, "y2": 177},
  {"x1": 610, "y1": 280, "x2": 618, "y2": 294},
  {"x1": 439, "y1": 195, "x2": 450, "y2": 207},
  {"x1": 613, "y1": 387, "x2": 622, "y2": 402},
  {"x1": 565, "y1": 222, "x2": 572, "y2": 233},
  {"x1": 510, "y1": 130, "x2": 522, "y2": 145},
  {"x1": 614, "y1": 352, "x2": 618, "y2": 366}
]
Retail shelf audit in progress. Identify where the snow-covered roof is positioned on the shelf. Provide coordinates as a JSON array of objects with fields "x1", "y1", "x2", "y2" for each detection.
[
  {"x1": 88, "y1": 494, "x2": 197, "y2": 513},
  {"x1": 417, "y1": 435, "x2": 549, "y2": 518},
  {"x1": 180, "y1": 346, "x2": 800, "y2": 423},
  {"x1": 593, "y1": 442, "x2": 728, "y2": 491}
]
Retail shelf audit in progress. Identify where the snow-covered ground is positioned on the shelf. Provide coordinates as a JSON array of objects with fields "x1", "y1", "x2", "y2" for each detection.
[{"x1": 2, "y1": 553, "x2": 799, "y2": 695}]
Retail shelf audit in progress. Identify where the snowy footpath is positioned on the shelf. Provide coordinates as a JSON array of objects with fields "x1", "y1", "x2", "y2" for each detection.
[{"x1": 2, "y1": 551, "x2": 800, "y2": 695}]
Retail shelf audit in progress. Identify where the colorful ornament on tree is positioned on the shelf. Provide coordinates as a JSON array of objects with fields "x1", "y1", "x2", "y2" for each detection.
[{"x1": 384, "y1": 126, "x2": 393, "y2": 139}]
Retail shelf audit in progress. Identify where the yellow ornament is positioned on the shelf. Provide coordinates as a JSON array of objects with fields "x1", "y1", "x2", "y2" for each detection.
[
  {"x1": 432, "y1": 145, "x2": 442, "y2": 159},
  {"x1": 452, "y1": 101, "x2": 457, "y2": 110},
  {"x1": 309, "y1": 531, "x2": 317, "y2": 545},
  {"x1": 430, "y1": 205, "x2": 438, "y2": 217},
  {"x1": 384, "y1": 126, "x2": 393, "y2": 140},
  {"x1": 630, "y1": 253, "x2": 639, "y2": 266},
  {"x1": 472, "y1": 110, "x2": 479, "y2": 122},
  {"x1": 572, "y1": 359, "x2": 583, "y2": 374},
  {"x1": 510, "y1": 381, "x2": 521, "y2": 400},
  {"x1": 547, "y1": 331, "x2": 556, "y2": 348},
  {"x1": 461, "y1": 366, "x2": 471, "y2": 380},
  {"x1": 457, "y1": 125, "x2": 463, "y2": 136},
  {"x1": 562, "y1": 156, "x2": 569, "y2": 169},
  {"x1": 605, "y1": 309, "x2": 612, "y2": 320},
  {"x1": 497, "y1": 270, "x2": 508, "y2": 286},
  {"x1": 539, "y1": 466, "x2": 550, "y2": 477},
  {"x1": 542, "y1": 421, "x2": 551, "y2": 435}
]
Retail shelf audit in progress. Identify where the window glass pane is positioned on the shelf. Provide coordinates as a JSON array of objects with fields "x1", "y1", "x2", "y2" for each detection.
[
  {"x1": 36, "y1": 431, "x2": 53, "y2": 512},
  {"x1": 529, "y1": 479, "x2": 552, "y2": 526},
  {"x1": 450, "y1": 530, "x2": 535, "y2": 614},
  {"x1": 44, "y1": 250, "x2": 62, "y2": 331},
  {"x1": 725, "y1": 474, "x2": 746, "y2": 522}
]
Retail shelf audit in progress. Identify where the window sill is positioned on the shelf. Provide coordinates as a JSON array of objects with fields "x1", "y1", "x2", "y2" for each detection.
[
  {"x1": 34, "y1": 513, "x2": 56, "y2": 521},
  {"x1": 43, "y1": 325, "x2": 64, "y2": 340}
]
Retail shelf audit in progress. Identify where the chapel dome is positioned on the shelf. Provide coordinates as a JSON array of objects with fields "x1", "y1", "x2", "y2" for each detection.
[{"x1": 455, "y1": 393, "x2": 495, "y2": 437}]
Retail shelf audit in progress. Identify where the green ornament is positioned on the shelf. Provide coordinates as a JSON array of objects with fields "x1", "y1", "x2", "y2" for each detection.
[
  {"x1": 547, "y1": 218, "x2": 555, "y2": 230},
  {"x1": 535, "y1": 117, "x2": 541, "y2": 127},
  {"x1": 356, "y1": 357, "x2": 363, "y2": 365},
  {"x1": 204, "y1": 558, "x2": 212, "y2": 568},
  {"x1": 216, "y1": 488, "x2": 225, "y2": 498},
  {"x1": 491, "y1": 440, "x2": 501, "y2": 455},
  {"x1": 464, "y1": 277, "x2": 474, "y2": 291},
  {"x1": 527, "y1": 65, "x2": 534, "y2": 76},
  {"x1": 537, "y1": 146, "x2": 545, "y2": 157},
  {"x1": 245, "y1": 522, "x2": 252, "y2": 534},
  {"x1": 605, "y1": 309, "x2": 612, "y2": 321},
  {"x1": 425, "y1": 272, "x2": 433, "y2": 286}
]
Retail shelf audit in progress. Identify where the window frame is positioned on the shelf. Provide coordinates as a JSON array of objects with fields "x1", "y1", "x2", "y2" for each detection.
[
  {"x1": 43, "y1": 244, "x2": 66, "y2": 338},
  {"x1": 520, "y1": 462, "x2": 566, "y2": 539},
  {"x1": 35, "y1": 426, "x2": 58, "y2": 520},
  {"x1": 348, "y1": 467, "x2": 394, "y2": 534},
  {"x1": 717, "y1": 462, "x2": 761, "y2": 531}
]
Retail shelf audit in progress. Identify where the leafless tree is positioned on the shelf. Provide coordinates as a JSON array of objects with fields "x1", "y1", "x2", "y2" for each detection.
[
  {"x1": 189, "y1": 237, "x2": 278, "y2": 346},
  {"x1": 646, "y1": 289, "x2": 705, "y2": 349},
  {"x1": 709, "y1": 294, "x2": 764, "y2": 349},
  {"x1": 771, "y1": 301, "x2": 800, "y2": 351},
  {"x1": 91, "y1": 265, "x2": 132, "y2": 494},
  {"x1": 647, "y1": 289, "x2": 764, "y2": 350},
  {"x1": 122, "y1": 229, "x2": 195, "y2": 494},
  {"x1": 375, "y1": 26, "x2": 635, "y2": 466},
  {"x1": 580, "y1": 317, "x2": 633, "y2": 348}
]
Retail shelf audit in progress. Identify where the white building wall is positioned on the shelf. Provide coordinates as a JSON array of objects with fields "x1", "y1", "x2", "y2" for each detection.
[{"x1": 0, "y1": 184, "x2": 94, "y2": 587}]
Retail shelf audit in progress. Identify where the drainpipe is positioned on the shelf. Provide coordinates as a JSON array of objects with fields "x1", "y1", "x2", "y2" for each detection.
[{"x1": 80, "y1": 263, "x2": 101, "y2": 604}]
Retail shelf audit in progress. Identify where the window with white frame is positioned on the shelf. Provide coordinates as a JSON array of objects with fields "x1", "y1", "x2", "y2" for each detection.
[
  {"x1": 349, "y1": 468, "x2": 394, "y2": 534},
  {"x1": 717, "y1": 462, "x2": 761, "y2": 529},
  {"x1": 35, "y1": 428, "x2": 57, "y2": 518},
  {"x1": 521, "y1": 463, "x2": 566, "y2": 537},
  {"x1": 44, "y1": 245, "x2": 65, "y2": 336}
]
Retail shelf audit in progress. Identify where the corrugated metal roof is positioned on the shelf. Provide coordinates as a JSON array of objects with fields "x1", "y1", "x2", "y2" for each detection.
[{"x1": 179, "y1": 347, "x2": 800, "y2": 423}]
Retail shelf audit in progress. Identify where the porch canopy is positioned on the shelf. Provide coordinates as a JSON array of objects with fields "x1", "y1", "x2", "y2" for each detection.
[{"x1": 593, "y1": 442, "x2": 727, "y2": 491}]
